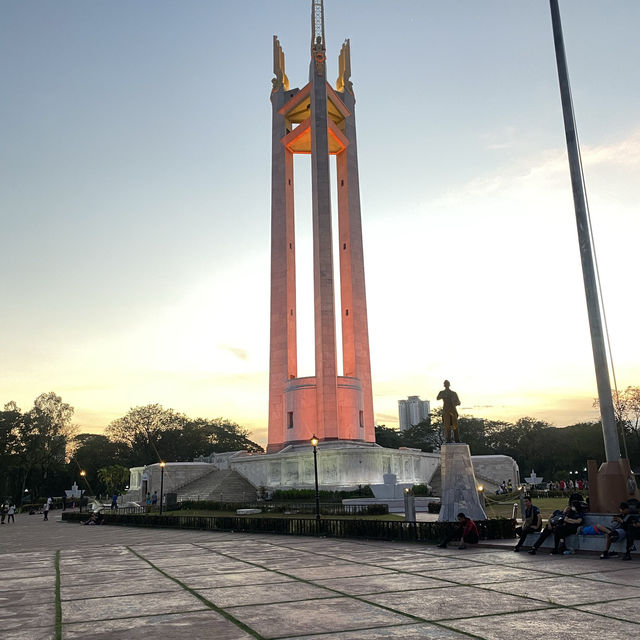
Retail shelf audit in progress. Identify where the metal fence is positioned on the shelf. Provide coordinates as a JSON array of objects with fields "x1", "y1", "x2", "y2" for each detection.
[
  {"x1": 61, "y1": 511, "x2": 514, "y2": 542},
  {"x1": 176, "y1": 500, "x2": 388, "y2": 516}
]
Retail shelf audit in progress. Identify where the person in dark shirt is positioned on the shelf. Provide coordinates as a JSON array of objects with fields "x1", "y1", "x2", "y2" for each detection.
[
  {"x1": 600, "y1": 502, "x2": 631, "y2": 559},
  {"x1": 514, "y1": 496, "x2": 542, "y2": 551},
  {"x1": 621, "y1": 504, "x2": 640, "y2": 561},
  {"x1": 437, "y1": 512, "x2": 479, "y2": 550},
  {"x1": 528, "y1": 499, "x2": 584, "y2": 555}
]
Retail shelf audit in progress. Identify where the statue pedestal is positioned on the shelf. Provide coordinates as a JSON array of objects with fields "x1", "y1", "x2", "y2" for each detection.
[
  {"x1": 588, "y1": 458, "x2": 639, "y2": 513},
  {"x1": 438, "y1": 443, "x2": 487, "y2": 522}
]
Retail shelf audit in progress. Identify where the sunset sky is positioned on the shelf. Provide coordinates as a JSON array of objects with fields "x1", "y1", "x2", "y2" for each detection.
[{"x1": 2, "y1": 1, "x2": 639, "y2": 446}]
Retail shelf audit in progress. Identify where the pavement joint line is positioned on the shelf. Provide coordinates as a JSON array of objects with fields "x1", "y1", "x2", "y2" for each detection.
[
  {"x1": 59, "y1": 587, "x2": 184, "y2": 602},
  {"x1": 435, "y1": 604, "x2": 558, "y2": 622},
  {"x1": 61, "y1": 607, "x2": 212, "y2": 626},
  {"x1": 269, "y1": 620, "x2": 477, "y2": 640},
  {"x1": 207, "y1": 539, "x2": 558, "y2": 586},
  {"x1": 209, "y1": 545, "x2": 637, "y2": 630},
  {"x1": 54, "y1": 550, "x2": 62, "y2": 640},
  {"x1": 428, "y1": 620, "x2": 495, "y2": 640},
  {"x1": 456, "y1": 581, "x2": 640, "y2": 622},
  {"x1": 126, "y1": 546, "x2": 266, "y2": 640},
  {"x1": 272, "y1": 538, "x2": 635, "y2": 583},
  {"x1": 208, "y1": 546, "x2": 445, "y2": 626}
]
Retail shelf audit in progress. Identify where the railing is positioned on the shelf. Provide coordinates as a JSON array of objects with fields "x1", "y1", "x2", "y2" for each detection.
[
  {"x1": 175, "y1": 500, "x2": 388, "y2": 516},
  {"x1": 61, "y1": 511, "x2": 514, "y2": 541}
]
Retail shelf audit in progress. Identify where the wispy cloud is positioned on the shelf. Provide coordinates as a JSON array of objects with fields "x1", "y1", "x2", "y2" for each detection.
[{"x1": 219, "y1": 344, "x2": 249, "y2": 361}]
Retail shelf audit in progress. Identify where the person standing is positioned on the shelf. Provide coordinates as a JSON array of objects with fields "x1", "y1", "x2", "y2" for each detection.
[
  {"x1": 111, "y1": 493, "x2": 118, "y2": 510},
  {"x1": 43, "y1": 500, "x2": 50, "y2": 521},
  {"x1": 514, "y1": 496, "x2": 542, "y2": 551},
  {"x1": 7, "y1": 503, "x2": 15, "y2": 524},
  {"x1": 151, "y1": 491, "x2": 158, "y2": 507}
]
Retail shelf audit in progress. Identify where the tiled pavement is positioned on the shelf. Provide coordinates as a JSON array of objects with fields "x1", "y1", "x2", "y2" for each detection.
[{"x1": 1, "y1": 513, "x2": 640, "y2": 639}]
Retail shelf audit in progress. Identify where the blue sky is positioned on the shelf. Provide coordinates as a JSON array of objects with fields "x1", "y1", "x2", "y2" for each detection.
[{"x1": 1, "y1": 1, "x2": 639, "y2": 443}]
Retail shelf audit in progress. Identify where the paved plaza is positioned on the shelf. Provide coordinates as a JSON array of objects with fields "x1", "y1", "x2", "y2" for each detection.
[{"x1": 1, "y1": 513, "x2": 640, "y2": 639}]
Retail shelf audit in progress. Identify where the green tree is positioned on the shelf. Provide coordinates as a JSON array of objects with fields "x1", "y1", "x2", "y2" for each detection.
[
  {"x1": 401, "y1": 417, "x2": 444, "y2": 452},
  {"x1": 14, "y1": 393, "x2": 76, "y2": 498},
  {"x1": 69, "y1": 434, "x2": 125, "y2": 495},
  {"x1": 0, "y1": 402, "x2": 22, "y2": 498},
  {"x1": 106, "y1": 404, "x2": 187, "y2": 466},
  {"x1": 374, "y1": 424, "x2": 402, "y2": 449},
  {"x1": 97, "y1": 465, "x2": 130, "y2": 495},
  {"x1": 196, "y1": 417, "x2": 263, "y2": 453},
  {"x1": 106, "y1": 405, "x2": 263, "y2": 466}
]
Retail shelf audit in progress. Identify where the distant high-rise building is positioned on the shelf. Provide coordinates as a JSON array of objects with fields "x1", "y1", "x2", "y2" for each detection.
[{"x1": 398, "y1": 396, "x2": 430, "y2": 431}]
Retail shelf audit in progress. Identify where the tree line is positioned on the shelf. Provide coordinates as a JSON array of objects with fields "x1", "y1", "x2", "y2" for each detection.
[
  {"x1": 0, "y1": 393, "x2": 263, "y2": 503},
  {"x1": 376, "y1": 386, "x2": 640, "y2": 482}
]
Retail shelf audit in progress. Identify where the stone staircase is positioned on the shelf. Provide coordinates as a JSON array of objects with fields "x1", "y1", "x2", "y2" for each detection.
[
  {"x1": 428, "y1": 464, "x2": 442, "y2": 496},
  {"x1": 177, "y1": 468, "x2": 257, "y2": 502}
]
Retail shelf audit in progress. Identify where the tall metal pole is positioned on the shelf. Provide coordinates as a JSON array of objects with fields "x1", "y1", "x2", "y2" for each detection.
[
  {"x1": 549, "y1": 0, "x2": 620, "y2": 462},
  {"x1": 311, "y1": 436, "x2": 321, "y2": 521}
]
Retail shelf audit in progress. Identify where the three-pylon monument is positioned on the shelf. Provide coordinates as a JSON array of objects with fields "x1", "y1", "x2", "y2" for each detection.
[{"x1": 268, "y1": 0, "x2": 374, "y2": 453}]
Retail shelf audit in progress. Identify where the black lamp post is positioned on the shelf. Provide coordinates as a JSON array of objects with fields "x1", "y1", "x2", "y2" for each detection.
[
  {"x1": 79, "y1": 470, "x2": 86, "y2": 513},
  {"x1": 310, "y1": 435, "x2": 320, "y2": 521},
  {"x1": 159, "y1": 461, "x2": 166, "y2": 515}
]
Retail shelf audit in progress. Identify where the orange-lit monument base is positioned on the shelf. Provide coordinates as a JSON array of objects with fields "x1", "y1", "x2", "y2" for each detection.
[{"x1": 588, "y1": 458, "x2": 639, "y2": 513}]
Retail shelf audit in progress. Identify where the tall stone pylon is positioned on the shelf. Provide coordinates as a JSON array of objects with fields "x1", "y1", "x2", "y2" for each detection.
[{"x1": 268, "y1": 1, "x2": 374, "y2": 452}]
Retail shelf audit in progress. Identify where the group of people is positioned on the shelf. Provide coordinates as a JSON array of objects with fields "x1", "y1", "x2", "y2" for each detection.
[
  {"x1": 436, "y1": 495, "x2": 640, "y2": 560},
  {"x1": 515, "y1": 494, "x2": 639, "y2": 560},
  {"x1": 145, "y1": 491, "x2": 159, "y2": 508},
  {"x1": 551, "y1": 479, "x2": 588, "y2": 492},
  {"x1": 496, "y1": 480, "x2": 513, "y2": 495},
  {"x1": 0, "y1": 502, "x2": 16, "y2": 524}
]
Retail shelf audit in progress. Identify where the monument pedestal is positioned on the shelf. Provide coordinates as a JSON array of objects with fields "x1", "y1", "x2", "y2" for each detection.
[
  {"x1": 438, "y1": 443, "x2": 487, "y2": 522},
  {"x1": 588, "y1": 458, "x2": 639, "y2": 513}
]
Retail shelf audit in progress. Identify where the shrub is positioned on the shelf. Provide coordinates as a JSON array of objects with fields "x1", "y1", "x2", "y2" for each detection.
[
  {"x1": 365, "y1": 504, "x2": 388, "y2": 515},
  {"x1": 411, "y1": 484, "x2": 431, "y2": 497}
]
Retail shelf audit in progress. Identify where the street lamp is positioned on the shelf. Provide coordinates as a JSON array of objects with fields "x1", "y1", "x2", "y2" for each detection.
[
  {"x1": 79, "y1": 470, "x2": 86, "y2": 513},
  {"x1": 310, "y1": 435, "x2": 320, "y2": 522},
  {"x1": 159, "y1": 462, "x2": 166, "y2": 515}
]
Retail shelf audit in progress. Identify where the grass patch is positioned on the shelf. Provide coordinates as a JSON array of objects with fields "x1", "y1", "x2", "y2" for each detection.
[{"x1": 483, "y1": 496, "x2": 571, "y2": 520}]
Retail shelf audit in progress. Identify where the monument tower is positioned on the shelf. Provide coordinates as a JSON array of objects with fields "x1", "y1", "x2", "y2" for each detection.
[{"x1": 268, "y1": 1, "x2": 374, "y2": 452}]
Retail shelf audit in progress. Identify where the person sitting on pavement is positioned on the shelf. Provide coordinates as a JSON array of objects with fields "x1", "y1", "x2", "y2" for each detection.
[
  {"x1": 528, "y1": 497, "x2": 585, "y2": 555},
  {"x1": 514, "y1": 496, "x2": 542, "y2": 551},
  {"x1": 437, "y1": 512, "x2": 479, "y2": 550}
]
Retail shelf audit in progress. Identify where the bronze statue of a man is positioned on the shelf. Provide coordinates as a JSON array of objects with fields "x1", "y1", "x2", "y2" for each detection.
[{"x1": 437, "y1": 380, "x2": 461, "y2": 443}]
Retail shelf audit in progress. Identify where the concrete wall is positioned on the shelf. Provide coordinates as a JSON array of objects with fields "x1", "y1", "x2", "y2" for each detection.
[
  {"x1": 230, "y1": 444, "x2": 440, "y2": 491},
  {"x1": 471, "y1": 455, "x2": 521, "y2": 491},
  {"x1": 126, "y1": 462, "x2": 213, "y2": 501},
  {"x1": 127, "y1": 449, "x2": 521, "y2": 498}
]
